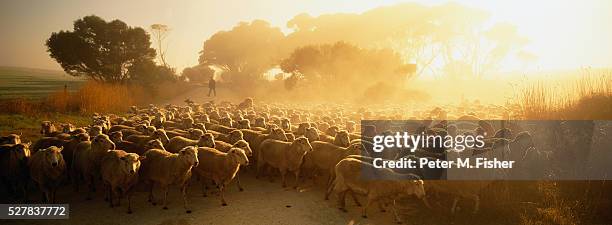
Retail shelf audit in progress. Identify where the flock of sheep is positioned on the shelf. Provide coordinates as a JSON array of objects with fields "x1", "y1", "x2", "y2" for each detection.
[{"x1": 0, "y1": 98, "x2": 541, "y2": 223}]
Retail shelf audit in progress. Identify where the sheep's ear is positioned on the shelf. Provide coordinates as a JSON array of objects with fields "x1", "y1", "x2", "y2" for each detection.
[
  {"x1": 25, "y1": 142, "x2": 32, "y2": 147},
  {"x1": 58, "y1": 146, "x2": 64, "y2": 152}
]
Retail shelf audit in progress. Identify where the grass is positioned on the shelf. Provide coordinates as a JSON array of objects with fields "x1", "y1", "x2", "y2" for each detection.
[
  {"x1": 517, "y1": 69, "x2": 612, "y2": 120},
  {"x1": 0, "y1": 113, "x2": 91, "y2": 142}
]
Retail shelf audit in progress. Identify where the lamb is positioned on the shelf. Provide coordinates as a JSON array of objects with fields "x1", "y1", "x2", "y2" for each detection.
[
  {"x1": 257, "y1": 137, "x2": 313, "y2": 188},
  {"x1": 166, "y1": 133, "x2": 215, "y2": 153},
  {"x1": 71, "y1": 134, "x2": 116, "y2": 199},
  {"x1": 140, "y1": 146, "x2": 199, "y2": 213},
  {"x1": 251, "y1": 128, "x2": 289, "y2": 161},
  {"x1": 193, "y1": 147, "x2": 249, "y2": 205},
  {"x1": 0, "y1": 142, "x2": 31, "y2": 201},
  {"x1": 40, "y1": 121, "x2": 62, "y2": 137},
  {"x1": 29, "y1": 146, "x2": 66, "y2": 203},
  {"x1": 100, "y1": 150, "x2": 144, "y2": 213},
  {"x1": 89, "y1": 125, "x2": 103, "y2": 137},
  {"x1": 61, "y1": 133, "x2": 90, "y2": 179},
  {"x1": 333, "y1": 158, "x2": 427, "y2": 223},
  {"x1": 236, "y1": 119, "x2": 251, "y2": 129}
]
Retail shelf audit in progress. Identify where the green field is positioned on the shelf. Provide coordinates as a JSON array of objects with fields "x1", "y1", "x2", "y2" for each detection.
[{"x1": 0, "y1": 66, "x2": 86, "y2": 99}]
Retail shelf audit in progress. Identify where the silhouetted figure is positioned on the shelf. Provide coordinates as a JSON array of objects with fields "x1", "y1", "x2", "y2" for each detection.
[{"x1": 208, "y1": 77, "x2": 216, "y2": 97}]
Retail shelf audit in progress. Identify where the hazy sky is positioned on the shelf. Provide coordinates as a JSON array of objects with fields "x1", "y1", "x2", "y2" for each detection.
[{"x1": 1, "y1": 0, "x2": 611, "y2": 73}]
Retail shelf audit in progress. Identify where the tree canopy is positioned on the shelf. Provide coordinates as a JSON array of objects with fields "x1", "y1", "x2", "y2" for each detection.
[
  {"x1": 198, "y1": 20, "x2": 285, "y2": 84},
  {"x1": 46, "y1": 15, "x2": 159, "y2": 83}
]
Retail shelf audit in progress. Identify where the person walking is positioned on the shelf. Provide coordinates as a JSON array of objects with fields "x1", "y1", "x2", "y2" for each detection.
[{"x1": 208, "y1": 76, "x2": 216, "y2": 97}]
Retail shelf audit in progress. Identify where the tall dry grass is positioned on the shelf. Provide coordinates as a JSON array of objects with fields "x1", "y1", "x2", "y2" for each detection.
[
  {"x1": 518, "y1": 69, "x2": 612, "y2": 120},
  {"x1": 1, "y1": 80, "x2": 193, "y2": 115}
]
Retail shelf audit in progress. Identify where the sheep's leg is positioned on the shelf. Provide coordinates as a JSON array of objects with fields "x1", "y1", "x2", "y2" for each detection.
[
  {"x1": 337, "y1": 190, "x2": 347, "y2": 212},
  {"x1": 182, "y1": 184, "x2": 192, "y2": 213},
  {"x1": 350, "y1": 191, "x2": 362, "y2": 206},
  {"x1": 472, "y1": 195, "x2": 480, "y2": 214},
  {"x1": 280, "y1": 169, "x2": 288, "y2": 188},
  {"x1": 325, "y1": 174, "x2": 335, "y2": 199},
  {"x1": 162, "y1": 185, "x2": 169, "y2": 210},
  {"x1": 201, "y1": 177, "x2": 208, "y2": 197},
  {"x1": 148, "y1": 182, "x2": 156, "y2": 205},
  {"x1": 219, "y1": 184, "x2": 227, "y2": 206},
  {"x1": 127, "y1": 193, "x2": 133, "y2": 214},
  {"x1": 362, "y1": 198, "x2": 375, "y2": 218},
  {"x1": 451, "y1": 197, "x2": 459, "y2": 214},
  {"x1": 391, "y1": 200, "x2": 402, "y2": 224},
  {"x1": 108, "y1": 186, "x2": 114, "y2": 207},
  {"x1": 235, "y1": 174, "x2": 244, "y2": 192},
  {"x1": 293, "y1": 170, "x2": 300, "y2": 189}
]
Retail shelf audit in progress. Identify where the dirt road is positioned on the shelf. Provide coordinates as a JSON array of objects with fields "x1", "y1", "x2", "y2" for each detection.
[{"x1": 6, "y1": 170, "x2": 412, "y2": 225}]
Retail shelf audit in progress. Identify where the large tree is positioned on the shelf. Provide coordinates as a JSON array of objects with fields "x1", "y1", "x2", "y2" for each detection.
[
  {"x1": 280, "y1": 42, "x2": 416, "y2": 91},
  {"x1": 198, "y1": 20, "x2": 285, "y2": 84},
  {"x1": 46, "y1": 15, "x2": 157, "y2": 83}
]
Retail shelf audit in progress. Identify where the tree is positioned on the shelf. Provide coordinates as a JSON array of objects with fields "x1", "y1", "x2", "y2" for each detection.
[
  {"x1": 198, "y1": 20, "x2": 285, "y2": 85},
  {"x1": 46, "y1": 15, "x2": 156, "y2": 83},
  {"x1": 181, "y1": 65, "x2": 215, "y2": 83},
  {"x1": 150, "y1": 24, "x2": 170, "y2": 67},
  {"x1": 280, "y1": 42, "x2": 416, "y2": 92}
]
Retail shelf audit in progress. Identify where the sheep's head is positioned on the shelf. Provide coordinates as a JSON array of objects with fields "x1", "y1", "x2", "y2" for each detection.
[
  {"x1": 109, "y1": 131, "x2": 123, "y2": 143},
  {"x1": 89, "y1": 125, "x2": 103, "y2": 137},
  {"x1": 304, "y1": 127, "x2": 320, "y2": 141},
  {"x1": 145, "y1": 139, "x2": 165, "y2": 150},
  {"x1": 93, "y1": 134, "x2": 115, "y2": 150},
  {"x1": 296, "y1": 123, "x2": 310, "y2": 135},
  {"x1": 280, "y1": 118, "x2": 291, "y2": 132},
  {"x1": 254, "y1": 117, "x2": 266, "y2": 128},
  {"x1": 179, "y1": 146, "x2": 199, "y2": 167},
  {"x1": 13, "y1": 142, "x2": 31, "y2": 160},
  {"x1": 153, "y1": 129, "x2": 169, "y2": 141},
  {"x1": 292, "y1": 137, "x2": 313, "y2": 156},
  {"x1": 220, "y1": 117, "x2": 233, "y2": 127},
  {"x1": 326, "y1": 126, "x2": 340, "y2": 136},
  {"x1": 74, "y1": 133, "x2": 91, "y2": 142},
  {"x1": 40, "y1": 146, "x2": 63, "y2": 168},
  {"x1": 345, "y1": 121, "x2": 356, "y2": 133},
  {"x1": 231, "y1": 140, "x2": 252, "y2": 156},
  {"x1": 198, "y1": 133, "x2": 215, "y2": 148},
  {"x1": 5, "y1": 134, "x2": 21, "y2": 145},
  {"x1": 447, "y1": 124, "x2": 458, "y2": 137},
  {"x1": 237, "y1": 119, "x2": 251, "y2": 129},
  {"x1": 145, "y1": 126, "x2": 157, "y2": 135},
  {"x1": 228, "y1": 148, "x2": 249, "y2": 166},
  {"x1": 334, "y1": 130, "x2": 351, "y2": 147},
  {"x1": 409, "y1": 179, "x2": 426, "y2": 200},
  {"x1": 135, "y1": 124, "x2": 148, "y2": 133},
  {"x1": 40, "y1": 121, "x2": 56, "y2": 135},
  {"x1": 189, "y1": 129, "x2": 205, "y2": 140},
  {"x1": 271, "y1": 128, "x2": 288, "y2": 141},
  {"x1": 120, "y1": 153, "x2": 144, "y2": 175},
  {"x1": 62, "y1": 123, "x2": 76, "y2": 133},
  {"x1": 228, "y1": 130, "x2": 244, "y2": 144},
  {"x1": 193, "y1": 123, "x2": 207, "y2": 133},
  {"x1": 347, "y1": 143, "x2": 365, "y2": 156}
]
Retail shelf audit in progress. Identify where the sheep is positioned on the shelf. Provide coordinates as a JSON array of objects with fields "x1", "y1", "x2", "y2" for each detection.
[
  {"x1": 301, "y1": 142, "x2": 364, "y2": 199},
  {"x1": 61, "y1": 133, "x2": 90, "y2": 180},
  {"x1": 89, "y1": 125, "x2": 103, "y2": 137},
  {"x1": 109, "y1": 124, "x2": 136, "y2": 134},
  {"x1": 319, "y1": 130, "x2": 351, "y2": 147},
  {"x1": 29, "y1": 146, "x2": 66, "y2": 203},
  {"x1": 333, "y1": 158, "x2": 427, "y2": 223},
  {"x1": 257, "y1": 137, "x2": 313, "y2": 188},
  {"x1": 294, "y1": 122, "x2": 311, "y2": 136},
  {"x1": 124, "y1": 129, "x2": 166, "y2": 149},
  {"x1": 40, "y1": 121, "x2": 61, "y2": 137},
  {"x1": 100, "y1": 150, "x2": 144, "y2": 213},
  {"x1": 140, "y1": 146, "x2": 199, "y2": 213},
  {"x1": 236, "y1": 119, "x2": 251, "y2": 129},
  {"x1": 72, "y1": 134, "x2": 116, "y2": 199},
  {"x1": 251, "y1": 128, "x2": 289, "y2": 161},
  {"x1": 109, "y1": 131, "x2": 143, "y2": 155},
  {"x1": 216, "y1": 129, "x2": 244, "y2": 144},
  {"x1": 166, "y1": 133, "x2": 215, "y2": 153},
  {"x1": 32, "y1": 136, "x2": 69, "y2": 153},
  {"x1": 214, "y1": 140, "x2": 252, "y2": 156},
  {"x1": 1, "y1": 133, "x2": 22, "y2": 145},
  {"x1": 0, "y1": 142, "x2": 31, "y2": 201},
  {"x1": 193, "y1": 147, "x2": 249, "y2": 205}
]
